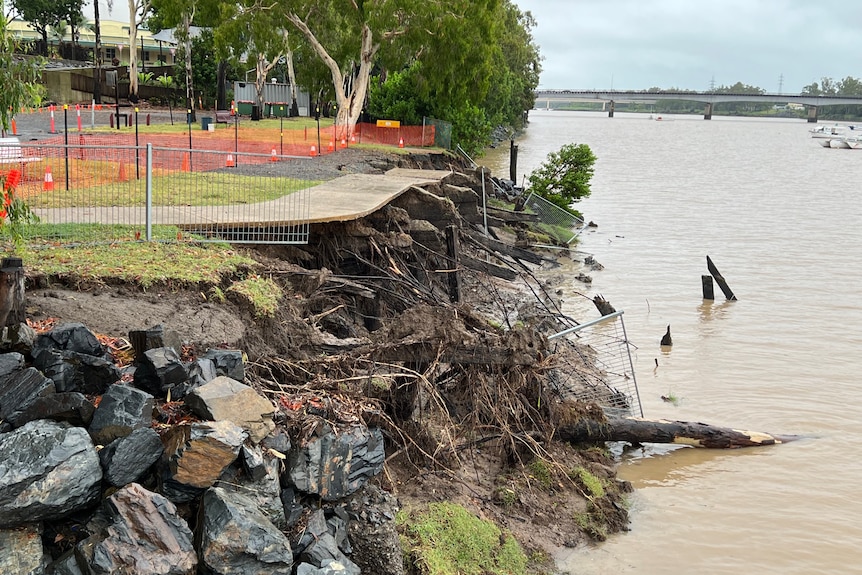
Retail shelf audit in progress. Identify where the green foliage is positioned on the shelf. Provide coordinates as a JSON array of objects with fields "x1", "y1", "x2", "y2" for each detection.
[
  {"x1": 0, "y1": 15, "x2": 46, "y2": 131},
  {"x1": 527, "y1": 143, "x2": 596, "y2": 215},
  {"x1": 399, "y1": 502, "x2": 527, "y2": 575},
  {"x1": 137, "y1": 71, "x2": 155, "y2": 86},
  {"x1": 174, "y1": 30, "x2": 222, "y2": 107},
  {"x1": 156, "y1": 74, "x2": 175, "y2": 89},
  {"x1": 0, "y1": 171, "x2": 40, "y2": 251}
]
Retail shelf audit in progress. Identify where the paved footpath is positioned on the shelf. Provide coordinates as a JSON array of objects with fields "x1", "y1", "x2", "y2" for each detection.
[{"x1": 34, "y1": 168, "x2": 452, "y2": 226}]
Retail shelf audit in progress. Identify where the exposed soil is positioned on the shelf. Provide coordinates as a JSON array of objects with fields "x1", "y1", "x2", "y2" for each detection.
[{"x1": 20, "y1": 147, "x2": 629, "y2": 573}]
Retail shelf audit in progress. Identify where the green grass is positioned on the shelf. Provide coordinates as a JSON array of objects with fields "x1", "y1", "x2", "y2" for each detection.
[
  {"x1": 399, "y1": 502, "x2": 527, "y2": 575},
  {"x1": 87, "y1": 116, "x2": 335, "y2": 135},
  {"x1": 19, "y1": 240, "x2": 256, "y2": 289},
  {"x1": 570, "y1": 466, "x2": 605, "y2": 499},
  {"x1": 27, "y1": 172, "x2": 318, "y2": 209},
  {"x1": 227, "y1": 275, "x2": 283, "y2": 317}
]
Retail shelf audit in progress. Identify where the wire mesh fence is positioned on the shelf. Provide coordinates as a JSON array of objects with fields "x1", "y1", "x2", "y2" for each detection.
[
  {"x1": 547, "y1": 311, "x2": 643, "y2": 418},
  {"x1": 2, "y1": 141, "x2": 312, "y2": 245},
  {"x1": 523, "y1": 191, "x2": 586, "y2": 245}
]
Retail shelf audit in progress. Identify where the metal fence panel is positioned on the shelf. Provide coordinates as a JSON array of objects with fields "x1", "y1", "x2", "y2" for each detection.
[
  {"x1": 547, "y1": 311, "x2": 643, "y2": 418},
  {"x1": 524, "y1": 191, "x2": 586, "y2": 245},
  {"x1": 3, "y1": 142, "x2": 311, "y2": 245}
]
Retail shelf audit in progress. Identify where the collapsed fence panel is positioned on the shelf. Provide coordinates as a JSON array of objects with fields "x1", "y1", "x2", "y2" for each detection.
[
  {"x1": 4, "y1": 142, "x2": 311, "y2": 245},
  {"x1": 547, "y1": 311, "x2": 643, "y2": 418}
]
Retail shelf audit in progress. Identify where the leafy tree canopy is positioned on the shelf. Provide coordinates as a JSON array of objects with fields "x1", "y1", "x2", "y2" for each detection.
[
  {"x1": 527, "y1": 143, "x2": 596, "y2": 215},
  {"x1": 0, "y1": 14, "x2": 45, "y2": 131}
]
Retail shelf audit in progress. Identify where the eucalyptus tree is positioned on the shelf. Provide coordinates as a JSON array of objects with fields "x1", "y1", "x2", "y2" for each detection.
[
  {"x1": 282, "y1": 0, "x2": 492, "y2": 136},
  {"x1": 126, "y1": 0, "x2": 152, "y2": 96},
  {"x1": 212, "y1": 0, "x2": 290, "y2": 117},
  {"x1": 149, "y1": 0, "x2": 203, "y2": 114}
]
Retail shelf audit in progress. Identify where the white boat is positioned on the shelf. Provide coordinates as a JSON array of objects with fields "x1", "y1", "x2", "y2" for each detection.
[{"x1": 810, "y1": 125, "x2": 846, "y2": 139}]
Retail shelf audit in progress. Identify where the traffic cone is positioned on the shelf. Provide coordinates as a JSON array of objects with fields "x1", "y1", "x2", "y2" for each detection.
[
  {"x1": 118, "y1": 162, "x2": 127, "y2": 182},
  {"x1": 181, "y1": 153, "x2": 190, "y2": 172},
  {"x1": 327, "y1": 140, "x2": 334, "y2": 152},
  {"x1": 225, "y1": 153, "x2": 235, "y2": 167},
  {"x1": 270, "y1": 148, "x2": 278, "y2": 162},
  {"x1": 398, "y1": 137, "x2": 404, "y2": 148},
  {"x1": 11, "y1": 119, "x2": 16, "y2": 136},
  {"x1": 309, "y1": 145, "x2": 317, "y2": 157},
  {"x1": 350, "y1": 134, "x2": 356, "y2": 144},
  {"x1": 340, "y1": 138, "x2": 347, "y2": 148},
  {"x1": 43, "y1": 166, "x2": 54, "y2": 191}
]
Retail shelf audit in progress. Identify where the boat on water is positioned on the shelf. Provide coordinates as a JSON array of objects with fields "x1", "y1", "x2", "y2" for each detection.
[
  {"x1": 817, "y1": 135, "x2": 862, "y2": 149},
  {"x1": 810, "y1": 125, "x2": 847, "y2": 139}
]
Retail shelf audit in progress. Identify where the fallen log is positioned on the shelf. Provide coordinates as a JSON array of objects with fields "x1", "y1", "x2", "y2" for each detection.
[
  {"x1": 557, "y1": 416, "x2": 799, "y2": 449},
  {"x1": 465, "y1": 230, "x2": 546, "y2": 265}
]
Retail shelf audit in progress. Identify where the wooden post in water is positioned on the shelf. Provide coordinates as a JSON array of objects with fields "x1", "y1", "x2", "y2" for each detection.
[
  {"x1": 445, "y1": 225, "x2": 461, "y2": 303},
  {"x1": 509, "y1": 139, "x2": 518, "y2": 183},
  {"x1": 0, "y1": 257, "x2": 25, "y2": 327},
  {"x1": 706, "y1": 256, "x2": 737, "y2": 301},
  {"x1": 702, "y1": 275, "x2": 715, "y2": 300},
  {"x1": 704, "y1": 102, "x2": 713, "y2": 120}
]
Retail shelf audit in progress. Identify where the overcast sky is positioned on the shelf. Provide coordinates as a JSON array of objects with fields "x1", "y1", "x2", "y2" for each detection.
[{"x1": 516, "y1": 0, "x2": 862, "y2": 93}]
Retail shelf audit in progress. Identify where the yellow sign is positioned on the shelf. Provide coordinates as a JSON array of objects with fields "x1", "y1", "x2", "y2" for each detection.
[{"x1": 376, "y1": 119, "x2": 400, "y2": 128}]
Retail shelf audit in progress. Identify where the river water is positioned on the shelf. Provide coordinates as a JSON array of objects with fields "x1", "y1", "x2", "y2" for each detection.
[{"x1": 481, "y1": 111, "x2": 862, "y2": 574}]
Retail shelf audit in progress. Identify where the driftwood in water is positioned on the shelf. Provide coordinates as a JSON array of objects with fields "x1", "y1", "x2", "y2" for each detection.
[
  {"x1": 0, "y1": 257, "x2": 25, "y2": 327},
  {"x1": 592, "y1": 295, "x2": 616, "y2": 316},
  {"x1": 706, "y1": 255, "x2": 737, "y2": 301},
  {"x1": 558, "y1": 416, "x2": 798, "y2": 449}
]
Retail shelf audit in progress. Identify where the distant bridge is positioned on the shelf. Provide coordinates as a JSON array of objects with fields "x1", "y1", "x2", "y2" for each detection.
[{"x1": 534, "y1": 90, "x2": 862, "y2": 122}]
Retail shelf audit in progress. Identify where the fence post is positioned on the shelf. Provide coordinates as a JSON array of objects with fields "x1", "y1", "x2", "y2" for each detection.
[{"x1": 146, "y1": 144, "x2": 153, "y2": 241}]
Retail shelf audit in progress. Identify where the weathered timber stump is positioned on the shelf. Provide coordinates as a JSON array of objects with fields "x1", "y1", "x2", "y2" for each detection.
[{"x1": 0, "y1": 256, "x2": 25, "y2": 327}]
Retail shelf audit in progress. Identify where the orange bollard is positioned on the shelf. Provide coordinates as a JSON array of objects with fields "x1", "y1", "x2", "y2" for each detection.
[
  {"x1": 118, "y1": 162, "x2": 128, "y2": 182},
  {"x1": 11, "y1": 119, "x2": 16, "y2": 135},
  {"x1": 181, "y1": 153, "x2": 190, "y2": 172},
  {"x1": 43, "y1": 166, "x2": 54, "y2": 191}
]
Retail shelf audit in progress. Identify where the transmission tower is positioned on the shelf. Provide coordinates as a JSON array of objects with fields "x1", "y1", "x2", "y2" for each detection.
[{"x1": 778, "y1": 74, "x2": 784, "y2": 94}]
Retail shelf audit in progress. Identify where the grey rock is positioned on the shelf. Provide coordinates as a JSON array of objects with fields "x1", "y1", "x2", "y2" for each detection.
[
  {"x1": 160, "y1": 421, "x2": 246, "y2": 502},
  {"x1": 0, "y1": 420, "x2": 102, "y2": 527},
  {"x1": 344, "y1": 484, "x2": 404, "y2": 575},
  {"x1": 300, "y1": 532, "x2": 360, "y2": 575},
  {"x1": 0, "y1": 367, "x2": 56, "y2": 428},
  {"x1": 260, "y1": 427, "x2": 292, "y2": 455},
  {"x1": 220, "y1": 456, "x2": 285, "y2": 528},
  {"x1": 31, "y1": 322, "x2": 106, "y2": 359},
  {"x1": 0, "y1": 351, "x2": 25, "y2": 378},
  {"x1": 134, "y1": 346, "x2": 189, "y2": 396},
  {"x1": 0, "y1": 323, "x2": 37, "y2": 355},
  {"x1": 0, "y1": 523, "x2": 51, "y2": 575},
  {"x1": 295, "y1": 560, "x2": 362, "y2": 575},
  {"x1": 185, "y1": 376, "x2": 275, "y2": 444},
  {"x1": 198, "y1": 487, "x2": 293, "y2": 575},
  {"x1": 32, "y1": 348, "x2": 121, "y2": 394},
  {"x1": 99, "y1": 427, "x2": 165, "y2": 487},
  {"x1": 202, "y1": 348, "x2": 245, "y2": 381},
  {"x1": 280, "y1": 488, "x2": 305, "y2": 528},
  {"x1": 88, "y1": 384, "x2": 154, "y2": 445},
  {"x1": 7, "y1": 392, "x2": 94, "y2": 428},
  {"x1": 170, "y1": 357, "x2": 216, "y2": 399},
  {"x1": 288, "y1": 424, "x2": 385, "y2": 500},
  {"x1": 128, "y1": 324, "x2": 183, "y2": 359},
  {"x1": 241, "y1": 444, "x2": 268, "y2": 481},
  {"x1": 76, "y1": 483, "x2": 196, "y2": 575},
  {"x1": 47, "y1": 550, "x2": 86, "y2": 575}
]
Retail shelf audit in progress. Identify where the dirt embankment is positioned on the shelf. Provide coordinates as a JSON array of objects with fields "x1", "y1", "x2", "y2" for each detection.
[{"x1": 23, "y1": 149, "x2": 630, "y2": 570}]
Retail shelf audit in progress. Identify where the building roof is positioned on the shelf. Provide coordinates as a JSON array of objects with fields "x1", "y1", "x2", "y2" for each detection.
[{"x1": 7, "y1": 19, "x2": 178, "y2": 50}]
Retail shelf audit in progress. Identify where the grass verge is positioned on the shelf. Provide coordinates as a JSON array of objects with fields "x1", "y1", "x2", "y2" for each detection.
[{"x1": 398, "y1": 502, "x2": 527, "y2": 575}]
